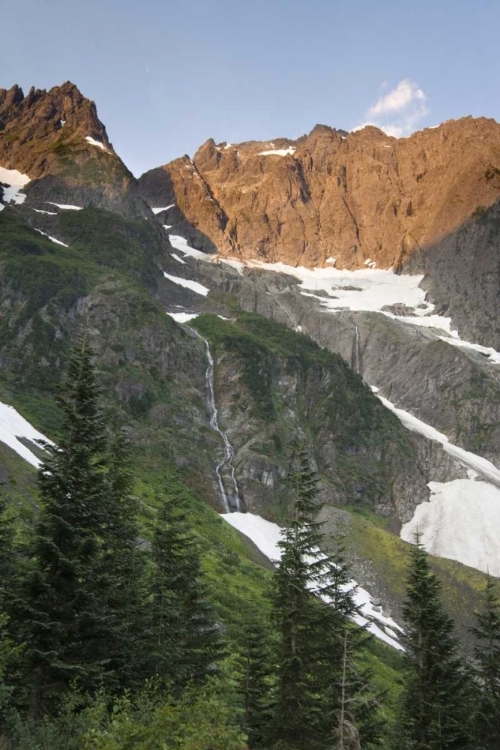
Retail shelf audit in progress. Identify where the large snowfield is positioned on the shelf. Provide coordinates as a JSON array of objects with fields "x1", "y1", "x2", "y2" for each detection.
[{"x1": 401, "y1": 479, "x2": 500, "y2": 576}]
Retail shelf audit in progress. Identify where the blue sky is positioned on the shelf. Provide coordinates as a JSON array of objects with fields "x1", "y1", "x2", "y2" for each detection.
[{"x1": 3, "y1": 0, "x2": 500, "y2": 175}]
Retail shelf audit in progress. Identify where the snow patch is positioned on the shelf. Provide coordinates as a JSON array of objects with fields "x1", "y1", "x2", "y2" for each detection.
[
  {"x1": 0, "y1": 401, "x2": 52, "y2": 468},
  {"x1": 33, "y1": 209, "x2": 57, "y2": 215},
  {"x1": 34, "y1": 229, "x2": 69, "y2": 247},
  {"x1": 167, "y1": 312, "x2": 199, "y2": 323},
  {"x1": 171, "y1": 253, "x2": 187, "y2": 265},
  {"x1": 223, "y1": 512, "x2": 403, "y2": 650},
  {"x1": 46, "y1": 202, "x2": 83, "y2": 211},
  {"x1": 0, "y1": 166, "x2": 30, "y2": 207},
  {"x1": 163, "y1": 272, "x2": 210, "y2": 297},
  {"x1": 85, "y1": 136, "x2": 110, "y2": 153},
  {"x1": 169, "y1": 235, "x2": 214, "y2": 261},
  {"x1": 152, "y1": 204, "x2": 175, "y2": 215},
  {"x1": 163, "y1": 224, "x2": 173, "y2": 230},
  {"x1": 240, "y1": 260, "x2": 432, "y2": 314},
  {"x1": 258, "y1": 146, "x2": 296, "y2": 157}
]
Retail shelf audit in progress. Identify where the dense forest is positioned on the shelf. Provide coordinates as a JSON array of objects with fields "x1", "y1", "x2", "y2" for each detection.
[{"x1": 0, "y1": 338, "x2": 499, "y2": 750}]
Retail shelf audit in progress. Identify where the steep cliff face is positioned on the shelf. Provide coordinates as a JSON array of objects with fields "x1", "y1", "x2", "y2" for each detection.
[
  {"x1": 139, "y1": 117, "x2": 500, "y2": 269},
  {"x1": 402, "y1": 199, "x2": 500, "y2": 349},
  {"x1": 0, "y1": 83, "x2": 147, "y2": 216},
  {"x1": 186, "y1": 261, "x2": 500, "y2": 466}
]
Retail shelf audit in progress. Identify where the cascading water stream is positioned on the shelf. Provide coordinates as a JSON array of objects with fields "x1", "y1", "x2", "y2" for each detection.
[
  {"x1": 354, "y1": 324, "x2": 361, "y2": 375},
  {"x1": 189, "y1": 328, "x2": 241, "y2": 512}
]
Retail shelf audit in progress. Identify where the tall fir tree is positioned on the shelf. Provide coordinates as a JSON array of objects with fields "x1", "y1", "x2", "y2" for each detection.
[
  {"x1": 270, "y1": 445, "x2": 327, "y2": 750},
  {"x1": 471, "y1": 576, "x2": 500, "y2": 750},
  {"x1": 0, "y1": 499, "x2": 19, "y2": 724},
  {"x1": 316, "y1": 546, "x2": 384, "y2": 749},
  {"x1": 397, "y1": 535, "x2": 472, "y2": 749},
  {"x1": 22, "y1": 336, "x2": 113, "y2": 716},
  {"x1": 150, "y1": 480, "x2": 224, "y2": 692},
  {"x1": 99, "y1": 422, "x2": 149, "y2": 691},
  {"x1": 236, "y1": 609, "x2": 275, "y2": 749},
  {"x1": 271, "y1": 445, "x2": 382, "y2": 750}
]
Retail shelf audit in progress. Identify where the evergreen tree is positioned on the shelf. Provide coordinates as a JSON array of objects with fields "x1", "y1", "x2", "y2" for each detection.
[
  {"x1": 316, "y1": 546, "x2": 384, "y2": 749},
  {"x1": 271, "y1": 445, "x2": 382, "y2": 750},
  {"x1": 270, "y1": 445, "x2": 327, "y2": 749},
  {"x1": 471, "y1": 576, "x2": 500, "y2": 750},
  {"x1": 397, "y1": 535, "x2": 472, "y2": 749},
  {"x1": 22, "y1": 336, "x2": 112, "y2": 716},
  {"x1": 237, "y1": 609, "x2": 275, "y2": 748},
  {"x1": 100, "y1": 422, "x2": 149, "y2": 690},
  {"x1": 0, "y1": 500, "x2": 19, "y2": 724},
  {"x1": 150, "y1": 481, "x2": 224, "y2": 691}
]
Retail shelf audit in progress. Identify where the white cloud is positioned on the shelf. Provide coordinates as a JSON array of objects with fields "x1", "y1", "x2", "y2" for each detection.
[{"x1": 354, "y1": 79, "x2": 429, "y2": 139}]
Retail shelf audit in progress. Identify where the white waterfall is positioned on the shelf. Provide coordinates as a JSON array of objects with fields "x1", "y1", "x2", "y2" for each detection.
[
  {"x1": 354, "y1": 324, "x2": 360, "y2": 374},
  {"x1": 190, "y1": 329, "x2": 241, "y2": 512}
]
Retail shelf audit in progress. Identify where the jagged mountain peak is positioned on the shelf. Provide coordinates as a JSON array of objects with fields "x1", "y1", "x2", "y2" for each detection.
[
  {"x1": 0, "y1": 80, "x2": 155, "y2": 218},
  {"x1": 0, "y1": 80, "x2": 114, "y2": 178}
]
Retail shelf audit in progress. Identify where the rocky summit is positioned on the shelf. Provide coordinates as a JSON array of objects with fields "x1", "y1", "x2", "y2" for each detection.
[
  {"x1": 0, "y1": 83, "x2": 146, "y2": 216},
  {"x1": 1, "y1": 81, "x2": 500, "y2": 665}
]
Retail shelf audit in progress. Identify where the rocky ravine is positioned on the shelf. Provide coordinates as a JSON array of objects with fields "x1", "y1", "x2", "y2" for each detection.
[{"x1": 139, "y1": 117, "x2": 500, "y2": 270}]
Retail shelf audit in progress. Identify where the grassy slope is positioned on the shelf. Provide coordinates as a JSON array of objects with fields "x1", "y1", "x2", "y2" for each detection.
[{"x1": 344, "y1": 506, "x2": 486, "y2": 645}]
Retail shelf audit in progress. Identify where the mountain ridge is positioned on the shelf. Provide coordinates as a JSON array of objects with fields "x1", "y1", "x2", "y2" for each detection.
[{"x1": 139, "y1": 115, "x2": 500, "y2": 271}]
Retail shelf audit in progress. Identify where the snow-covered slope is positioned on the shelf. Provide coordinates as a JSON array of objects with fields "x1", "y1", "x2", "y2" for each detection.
[
  {"x1": 0, "y1": 401, "x2": 51, "y2": 468},
  {"x1": 401, "y1": 479, "x2": 500, "y2": 576},
  {"x1": 223, "y1": 512, "x2": 404, "y2": 650},
  {"x1": 372, "y1": 390, "x2": 500, "y2": 574}
]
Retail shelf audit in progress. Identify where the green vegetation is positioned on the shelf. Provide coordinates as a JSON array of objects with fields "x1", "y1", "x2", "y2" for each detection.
[
  {"x1": 344, "y1": 506, "x2": 487, "y2": 638},
  {"x1": 395, "y1": 537, "x2": 473, "y2": 749},
  {"x1": 0, "y1": 342, "x2": 406, "y2": 749}
]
